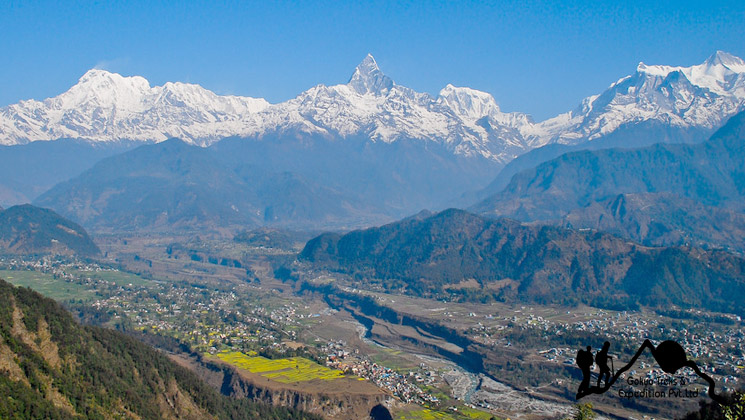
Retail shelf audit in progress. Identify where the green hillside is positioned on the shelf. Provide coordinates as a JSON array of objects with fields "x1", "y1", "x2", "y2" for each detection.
[
  {"x1": 561, "y1": 192, "x2": 745, "y2": 253},
  {"x1": 301, "y1": 209, "x2": 745, "y2": 314},
  {"x1": 0, "y1": 278, "x2": 321, "y2": 420}
]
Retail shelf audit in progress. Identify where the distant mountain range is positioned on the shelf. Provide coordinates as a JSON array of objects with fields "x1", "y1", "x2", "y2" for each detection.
[
  {"x1": 2, "y1": 52, "x2": 744, "y2": 162},
  {"x1": 300, "y1": 208, "x2": 745, "y2": 314},
  {"x1": 0, "y1": 204, "x2": 99, "y2": 256},
  {"x1": 0, "y1": 54, "x2": 531, "y2": 163},
  {"x1": 3, "y1": 52, "x2": 745, "y2": 231},
  {"x1": 473, "y1": 109, "x2": 745, "y2": 252}
]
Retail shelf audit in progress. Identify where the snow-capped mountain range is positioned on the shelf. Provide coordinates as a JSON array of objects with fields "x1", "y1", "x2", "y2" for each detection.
[
  {"x1": 2, "y1": 52, "x2": 744, "y2": 163},
  {"x1": 537, "y1": 50, "x2": 745, "y2": 145}
]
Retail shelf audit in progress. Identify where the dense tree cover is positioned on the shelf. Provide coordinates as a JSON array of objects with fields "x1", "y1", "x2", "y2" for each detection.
[
  {"x1": 301, "y1": 209, "x2": 745, "y2": 314},
  {"x1": 0, "y1": 278, "x2": 322, "y2": 420},
  {"x1": 234, "y1": 228, "x2": 310, "y2": 251}
]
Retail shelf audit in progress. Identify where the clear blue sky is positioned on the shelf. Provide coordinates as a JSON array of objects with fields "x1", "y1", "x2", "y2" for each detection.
[{"x1": 1, "y1": 0, "x2": 743, "y2": 121}]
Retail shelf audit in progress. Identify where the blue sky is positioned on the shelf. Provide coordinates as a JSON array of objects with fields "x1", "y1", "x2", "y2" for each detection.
[{"x1": 1, "y1": 0, "x2": 743, "y2": 121}]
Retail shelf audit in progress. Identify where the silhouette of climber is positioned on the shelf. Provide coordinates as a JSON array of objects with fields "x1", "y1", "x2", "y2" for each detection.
[
  {"x1": 596, "y1": 341, "x2": 612, "y2": 388},
  {"x1": 575, "y1": 339, "x2": 727, "y2": 405},
  {"x1": 576, "y1": 345, "x2": 593, "y2": 396}
]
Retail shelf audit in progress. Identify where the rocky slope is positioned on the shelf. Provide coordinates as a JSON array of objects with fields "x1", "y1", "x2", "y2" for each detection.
[{"x1": 170, "y1": 352, "x2": 389, "y2": 420}]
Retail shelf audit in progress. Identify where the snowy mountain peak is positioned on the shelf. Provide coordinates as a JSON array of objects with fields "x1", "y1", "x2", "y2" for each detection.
[
  {"x1": 347, "y1": 54, "x2": 394, "y2": 95},
  {"x1": 636, "y1": 52, "x2": 745, "y2": 79},
  {"x1": 634, "y1": 52, "x2": 745, "y2": 97},
  {"x1": 2, "y1": 51, "x2": 744, "y2": 165},
  {"x1": 534, "y1": 51, "x2": 745, "y2": 146},
  {"x1": 75, "y1": 68, "x2": 151, "y2": 92},
  {"x1": 437, "y1": 84, "x2": 501, "y2": 119},
  {"x1": 704, "y1": 50, "x2": 745, "y2": 71},
  {"x1": 0, "y1": 68, "x2": 269, "y2": 146},
  {"x1": 50, "y1": 68, "x2": 153, "y2": 111}
]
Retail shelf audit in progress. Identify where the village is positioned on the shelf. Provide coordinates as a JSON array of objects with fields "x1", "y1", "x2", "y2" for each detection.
[
  {"x1": 465, "y1": 307, "x2": 744, "y2": 394},
  {"x1": 2, "y1": 254, "x2": 744, "y2": 418}
]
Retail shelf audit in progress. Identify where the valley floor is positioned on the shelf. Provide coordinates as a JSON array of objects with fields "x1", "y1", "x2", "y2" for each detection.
[{"x1": 2, "y1": 232, "x2": 742, "y2": 420}]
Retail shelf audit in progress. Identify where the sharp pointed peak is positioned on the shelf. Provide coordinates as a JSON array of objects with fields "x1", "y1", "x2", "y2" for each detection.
[
  {"x1": 347, "y1": 53, "x2": 393, "y2": 95},
  {"x1": 360, "y1": 53, "x2": 378, "y2": 67},
  {"x1": 704, "y1": 50, "x2": 745, "y2": 68},
  {"x1": 351, "y1": 53, "x2": 382, "y2": 78}
]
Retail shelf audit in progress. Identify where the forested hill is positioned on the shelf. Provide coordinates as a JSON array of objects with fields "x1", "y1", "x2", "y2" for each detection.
[
  {"x1": 0, "y1": 278, "x2": 321, "y2": 420},
  {"x1": 0, "y1": 204, "x2": 100, "y2": 256},
  {"x1": 300, "y1": 209, "x2": 745, "y2": 314}
]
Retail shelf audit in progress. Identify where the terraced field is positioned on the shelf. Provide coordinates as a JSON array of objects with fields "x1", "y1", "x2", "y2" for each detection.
[{"x1": 215, "y1": 351, "x2": 347, "y2": 383}]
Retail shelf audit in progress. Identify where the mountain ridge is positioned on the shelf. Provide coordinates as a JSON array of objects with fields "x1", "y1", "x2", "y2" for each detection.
[
  {"x1": 33, "y1": 138, "x2": 398, "y2": 231},
  {"x1": 472, "y1": 109, "x2": 745, "y2": 252},
  {"x1": 3, "y1": 52, "x2": 745, "y2": 165},
  {"x1": 559, "y1": 192, "x2": 745, "y2": 253},
  {"x1": 473, "y1": 110, "x2": 745, "y2": 220},
  {"x1": 300, "y1": 208, "x2": 745, "y2": 314}
]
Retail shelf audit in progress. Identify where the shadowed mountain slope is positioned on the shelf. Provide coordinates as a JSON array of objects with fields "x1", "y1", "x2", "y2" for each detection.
[
  {"x1": 301, "y1": 209, "x2": 745, "y2": 314},
  {"x1": 473, "y1": 111, "x2": 745, "y2": 221},
  {"x1": 560, "y1": 193, "x2": 745, "y2": 253},
  {"x1": 35, "y1": 138, "x2": 386, "y2": 232},
  {"x1": 0, "y1": 139, "x2": 140, "y2": 207}
]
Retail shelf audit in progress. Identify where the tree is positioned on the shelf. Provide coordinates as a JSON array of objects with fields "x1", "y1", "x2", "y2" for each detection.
[{"x1": 565, "y1": 403, "x2": 596, "y2": 420}]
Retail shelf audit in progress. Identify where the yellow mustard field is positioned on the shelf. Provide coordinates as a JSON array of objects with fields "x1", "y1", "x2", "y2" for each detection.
[
  {"x1": 215, "y1": 351, "x2": 345, "y2": 383},
  {"x1": 398, "y1": 407, "x2": 497, "y2": 420}
]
